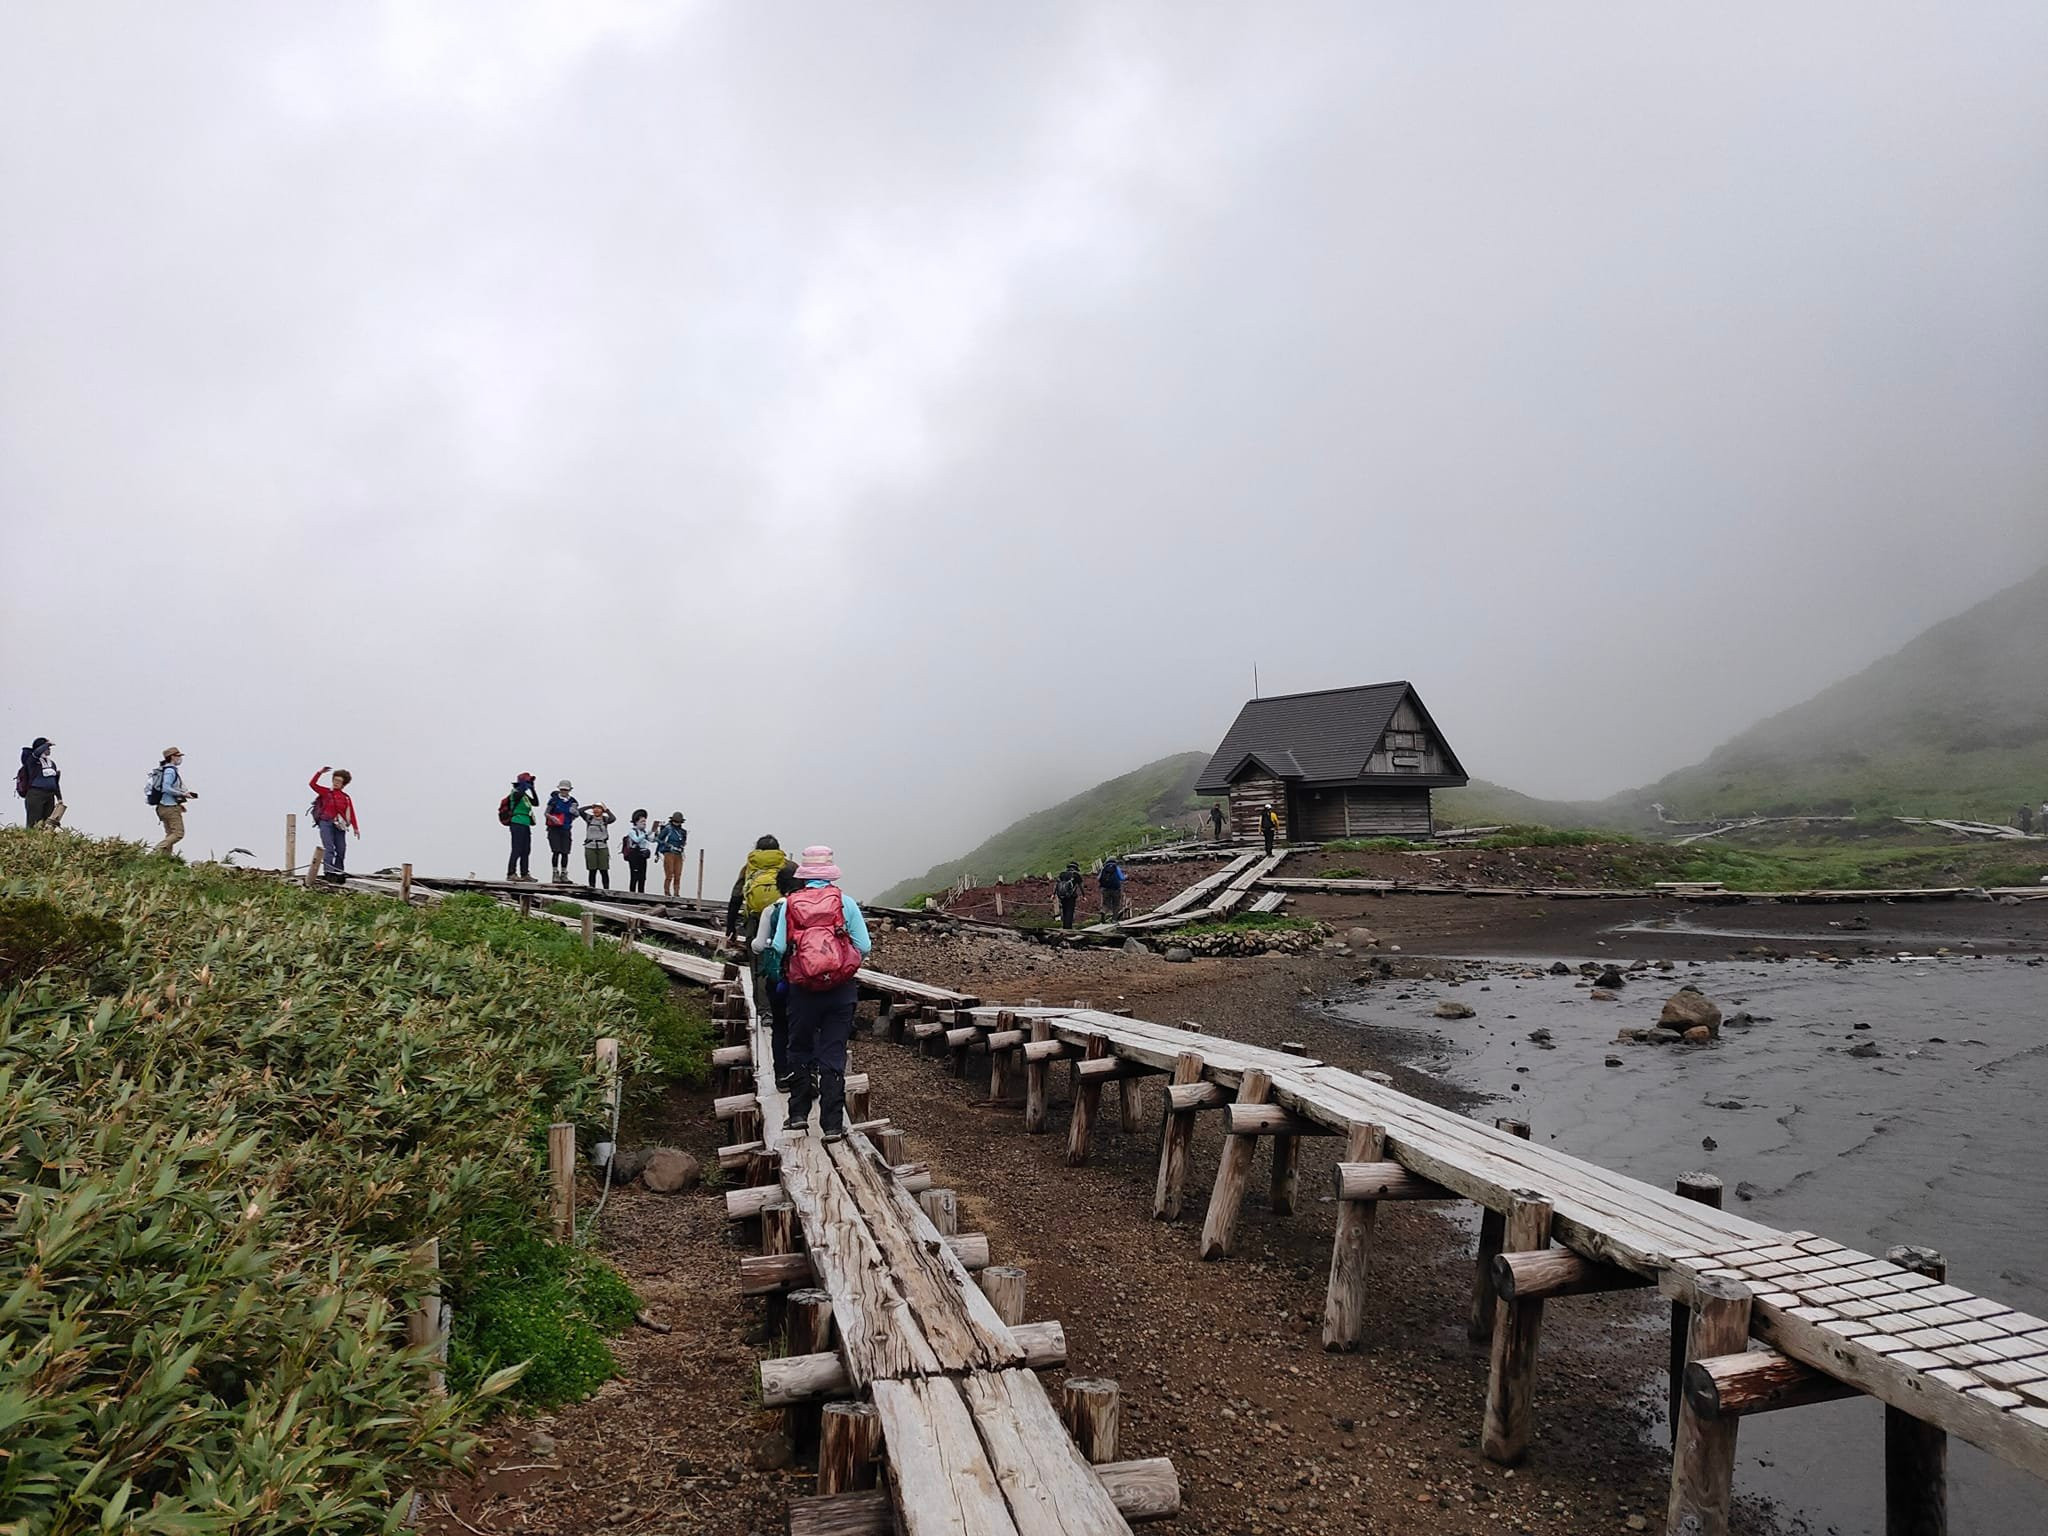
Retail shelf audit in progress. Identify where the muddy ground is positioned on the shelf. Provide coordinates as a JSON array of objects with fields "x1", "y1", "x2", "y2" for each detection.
[
  {"x1": 937, "y1": 858, "x2": 1229, "y2": 927},
  {"x1": 426, "y1": 894, "x2": 2047, "y2": 1536}
]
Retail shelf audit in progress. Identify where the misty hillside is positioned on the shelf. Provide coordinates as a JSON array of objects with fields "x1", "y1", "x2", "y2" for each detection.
[
  {"x1": 1433, "y1": 779, "x2": 1653, "y2": 833},
  {"x1": 874, "y1": 752, "x2": 1214, "y2": 905},
  {"x1": 1636, "y1": 563, "x2": 2048, "y2": 821}
]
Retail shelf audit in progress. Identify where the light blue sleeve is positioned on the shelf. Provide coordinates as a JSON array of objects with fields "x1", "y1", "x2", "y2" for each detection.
[
  {"x1": 767, "y1": 901, "x2": 787, "y2": 959},
  {"x1": 840, "y1": 894, "x2": 872, "y2": 956}
]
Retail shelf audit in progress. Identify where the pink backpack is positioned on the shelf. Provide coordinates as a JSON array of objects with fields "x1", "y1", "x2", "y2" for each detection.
[{"x1": 784, "y1": 886, "x2": 862, "y2": 990}]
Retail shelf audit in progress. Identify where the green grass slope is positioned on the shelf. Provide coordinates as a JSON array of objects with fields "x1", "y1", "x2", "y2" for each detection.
[
  {"x1": 1637, "y1": 563, "x2": 2048, "y2": 821},
  {"x1": 875, "y1": 751, "x2": 1214, "y2": 905},
  {"x1": 1433, "y1": 779, "x2": 1658, "y2": 834}
]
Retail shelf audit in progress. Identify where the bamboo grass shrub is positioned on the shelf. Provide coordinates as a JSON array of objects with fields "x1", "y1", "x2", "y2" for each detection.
[{"x1": 0, "y1": 831, "x2": 709, "y2": 1534}]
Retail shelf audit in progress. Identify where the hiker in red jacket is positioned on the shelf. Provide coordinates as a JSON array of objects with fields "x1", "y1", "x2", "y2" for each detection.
[{"x1": 310, "y1": 767, "x2": 360, "y2": 885}]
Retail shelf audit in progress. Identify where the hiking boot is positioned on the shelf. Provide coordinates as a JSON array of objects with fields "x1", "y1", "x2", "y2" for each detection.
[
  {"x1": 818, "y1": 1069, "x2": 846, "y2": 1139},
  {"x1": 786, "y1": 1068, "x2": 818, "y2": 1129}
]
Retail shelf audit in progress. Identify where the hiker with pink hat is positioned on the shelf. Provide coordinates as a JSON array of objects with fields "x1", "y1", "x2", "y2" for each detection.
[{"x1": 765, "y1": 844, "x2": 872, "y2": 1138}]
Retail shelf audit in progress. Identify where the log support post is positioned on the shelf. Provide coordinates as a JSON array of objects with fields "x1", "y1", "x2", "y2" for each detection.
[
  {"x1": 1884, "y1": 1245, "x2": 1948, "y2": 1536},
  {"x1": 1024, "y1": 1017, "x2": 1053, "y2": 1133},
  {"x1": 1268, "y1": 1040, "x2": 1310, "y2": 1214},
  {"x1": 285, "y1": 813, "x2": 296, "y2": 878},
  {"x1": 1480, "y1": 1188, "x2": 1553, "y2": 1465},
  {"x1": 1198, "y1": 1069, "x2": 1270, "y2": 1260},
  {"x1": 1152, "y1": 1051, "x2": 1206, "y2": 1220},
  {"x1": 1670, "y1": 1171, "x2": 1725, "y2": 1437},
  {"x1": 1062, "y1": 1379, "x2": 1121, "y2": 1465},
  {"x1": 988, "y1": 1009, "x2": 1016, "y2": 1103},
  {"x1": 818, "y1": 1401, "x2": 881, "y2": 1496},
  {"x1": 917, "y1": 1188, "x2": 959, "y2": 1236},
  {"x1": 784, "y1": 1288, "x2": 834, "y2": 1453},
  {"x1": 406, "y1": 1238, "x2": 445, "y2": 1395},
  {"x1": 1066, "y1": 1035, "x2": 1110, "y2": 1166},
  {"x1": 978, "y1": 1265, "x2": 1027, "y2": 1326},
  {"x1": 1469, "y1": 1117, "x2": 1531, "y2": 1341},
  {"x1": 1664, "y1": 1276, "x2": 1753, "y2": 1536},
  {"x1": 548, "y1": 1122, "x2": 575, "y2": 1240},
  {"x1": 400, "y1": 862, "x2": 413, "y2": 903},
  {"x1": 581, "y1": 911, "x2": 595, "y2": 949},
  {"x1": 1323, "y1": 1122, "x2": 1384, "y2": 1350},
  {"x1": 875, "y1": 1127, "x2": 908, "y2": 1167}
]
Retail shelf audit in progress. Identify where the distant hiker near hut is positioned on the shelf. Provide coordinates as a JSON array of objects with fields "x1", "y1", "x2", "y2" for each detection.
[
  {"x1": 1053, "y1": 861, "x2": 1083, "y2": 929},
  {"x1": 1261, "y1": 804, "x2": 1278, "y2": 855},
  {"x1": 580, "y1": 802, "x2": 616, "y2": 890},
  {"x1": 1210, "y1": 802, "x2": 1225, "y2": 842},
  {"x1": 499, "y1": 772, "x2": 539, "y2": 881},
  {"x1": 655, "y1": 812, "x2": 688, "y2": 896},
  {"x1": 148, "y1": 748, "x2": 196, "y2": 856},
  {"x1": 544, "y1": 781, "x2": 579, "y2": 882},
  {"x1": 309, "y1": 767, "x2": 359, "y2": 885},
  {"x1": 17, "y1": 738, "x2": 60, "y2": 828}
]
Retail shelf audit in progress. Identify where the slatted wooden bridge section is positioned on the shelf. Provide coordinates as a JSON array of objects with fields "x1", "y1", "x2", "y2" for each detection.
[{"x1": 867, "y1": 997, "x2": 2048, "y2": 1534}]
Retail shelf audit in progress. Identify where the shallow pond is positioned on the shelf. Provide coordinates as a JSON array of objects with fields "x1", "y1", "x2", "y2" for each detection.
[{"x1": 1329, "y1": 952, "x2": 2048, "y2": 1535}]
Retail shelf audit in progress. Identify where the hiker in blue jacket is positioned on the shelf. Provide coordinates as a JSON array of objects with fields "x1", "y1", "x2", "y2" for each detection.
[
  {"x1": 17, "y1": 738, "x2": 60, "y2": 828},
  {"x1": 544, "y1": 780, "x2": 579, "y2": 882}
]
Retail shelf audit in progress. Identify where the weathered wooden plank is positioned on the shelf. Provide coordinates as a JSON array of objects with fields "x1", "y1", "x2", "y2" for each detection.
[
  {"x1": 871, "y1": 1378, "x2": 1019, "y2": 1536},
  {"x1": 963, "y1": 1369, "x2": 1133, "y2": 1535}
]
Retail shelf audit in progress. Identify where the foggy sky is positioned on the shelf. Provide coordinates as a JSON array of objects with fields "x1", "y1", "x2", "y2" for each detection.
[{"x1": 5, "y1": 2, "x2": 2047, "y2": 892}]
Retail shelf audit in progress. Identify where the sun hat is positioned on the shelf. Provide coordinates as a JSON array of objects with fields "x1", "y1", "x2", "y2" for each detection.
[
  {"x1": 556, "y1": 779, "x2": 573, "y2": 792},
  {"x1": 164, "y1": 747, "x2": 183, "y2": 759},
  {"x1": 517, "y1": 771, "x2": 535, "y2": 783},
  {"x1": 795, "y1": 845, "x2": 841, "y2": 881}
]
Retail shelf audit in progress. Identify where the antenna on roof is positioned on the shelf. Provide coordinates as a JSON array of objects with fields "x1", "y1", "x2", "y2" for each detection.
[{"x1": 1253, "y1": 662, "x2": 1260, "y2": 698}]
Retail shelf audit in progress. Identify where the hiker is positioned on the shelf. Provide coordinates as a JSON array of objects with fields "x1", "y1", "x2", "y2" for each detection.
[
  {"x1": 655, "y1": 812, "x2": 689, "y2": 896},
  {"x1": 309, "y1": 767, "x2": 359, "y2": 884},
  {"x1": 1053, "y1": 861, "x2": 1083, "y2": 928},
  {"x1": 1209, "y1": 803, "x2": 1224, "y2": 842},
  {"x1": 1097, "y1": 856, "x2": 1128, "y2": 923},
  {"x1": 725, "y1": 835, "x2": 789, "y2": 940},
  {"x1": 622, "y1": 809, "x2": 658, "y2": 893},
  {"x1": 2023, "y1": 805, "x2": 2036, "y2": 837},
  {"x1": 17, "y1": 738, "x2": 60, "y2": 828},
  {"x1": 580, "y1": 802, "x2": 617, "y2": 889},
  {"x1": 544, "y1": 781, "x2": 579, "y2": 881},
  {"x1": 498, "y1": 773, "x2": 540, "y2": 880},
  {"x1": 148, "y1": 748, "x2": 197, "y2": 855},
  {"x1": 768, "y1": 846, "x2": 871, "y2": 1136},
  {"x1": 2040, "y1": 801, "x2": 2047, "y2": 837},
  {"x1": 748, "y1": 863, "x2": 803, "y2": 1089},
  {"x1": 1260, "y1": 805, "x2": 1279, "y2": 856}
]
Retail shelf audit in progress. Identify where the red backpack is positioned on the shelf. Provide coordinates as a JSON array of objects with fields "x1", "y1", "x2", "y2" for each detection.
[{"x1": 783, "y1": 886, "x2": 863, "y2": 991}]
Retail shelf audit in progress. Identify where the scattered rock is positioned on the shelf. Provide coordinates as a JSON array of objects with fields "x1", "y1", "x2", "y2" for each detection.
[
  {"x1": 528, "y1": 1431, "x2": 557, "y2": 1458},
  {"x1": 1735, "y1": 1181, "x2": 1762, "y2": 1202},
  {"x1": 1604, "y1": 1055, "x2": 1623, "y2": 1067},
  {"x1": 1548, "y1": 961, "x2": 1571, "y2": 976},
  {"x1": 1852, "y1": 1020, "x2": 1871, "y2": 1031},
  {"x1": 608, "y1": 1146, "x2": 653, "y2": 1183},
  {"x1": 1659, "y1": 986, "x2": 1722, "y2": 1038},
  {"x1": 1848, "y1": 1040, "x2": 1883, "y2": 1059},
  {"x1": 1655, "y1": 959, "x2": 1675, "y2": 971},
  {"x1": 1526, "y1": 1029, "x2": 1554, "y2": 1048},
  {"x1": 1164, "y1": 946, "x2": 1194, "y2": 964},
  {"x1": 1681, "y1": 1026, "x2": 1713, "y2": 1044},
  {"x1": 642, "y1": 1148, "x2": 702, "y2": 1193},
  {"x1": 750, "y1": 1432, "x2": 794, "y2": 1471},
  {"x1": 1435, "y1": 1001, "x2": 1476, "y2": 1020},
  {"x1": 1122, "y1": 938, "x2": 1150, "y2": 957},
  {"x1": 1345, "y1": 927, "x2": 1379, "y2": 951},
  {"x1": 1645, "y1": 1028, "x2": 1684, "y2": 1046},
  {"x1": 1701, "y1": 1136, "x2": 1718, "y2": 1151},
  {"x1": 1594, "y1": 966, "x2": 1625, "y2": 989},
  {"x1": 1589, "y1": 987, "x2": 1617, "y2": 1001}
]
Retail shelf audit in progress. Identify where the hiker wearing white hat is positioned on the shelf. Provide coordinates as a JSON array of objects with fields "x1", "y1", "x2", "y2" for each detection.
[
  {"x1": 543, "y1": 780, "x2": 579, "y2": 882},
  {"x1": 767, "y1": 845, "x2": 872, "y2": 1138}
]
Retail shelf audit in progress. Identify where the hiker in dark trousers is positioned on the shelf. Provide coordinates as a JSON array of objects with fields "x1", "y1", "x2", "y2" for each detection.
[
  {"x1": 1209, "y1": 803, "x2": 1224, "y2": 842},
  {"x1": 500, "y1": 773, "x2": 539, "y2": 880},
  {"x1": 770, "y1": 846, "x2": 871, "y2": 1137},
  {"x1": 1053, "y1": 861, "x2": 1082, "y2": 928},
  {"x1": 18, "y1": 738, "x2": 60, "y2": 828},
  {"x1": 2021, "y1": 804, "x2": 2036, "y2": 837},
  {"x1": 622, "y1": 810, "x2": 657, "y2": 893},
  {"x1": 1097, "y1": 857, "x2": 1128, "y2": 923},
  {"x1": 580, "y1": 802, "x2": 617, "y2": 889},
  {"x1": 726, "y1": 835, "x2": 789, "y2": 940},
  {"x1": 656, "y1": 813, "x2": 689, "y2": 896},
  {"x1": 544, "y1": 781, "x2": 579, "y2": 881},
  {"x1": 748, "y1": 863, "x2": 802, "y2": 1089},
  {"x1": 309, "y1": 767, "x2": 359, "y2": 883},
  {"x1": 1260, "y1": 805, "x2": 1278, "y2": 855}
]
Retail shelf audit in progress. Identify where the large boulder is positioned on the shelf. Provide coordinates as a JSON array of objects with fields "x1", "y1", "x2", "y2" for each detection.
[
  {"x1": 1435, "y1": 1000, "x2": 1476, "y2": 1020},
  {"x1": 642, "y1": 1148, "x2": 702, "y2": 1193},
  {"x1": 1345, "y1": 927, "x2": 1380, "y2": 952},
  {"x1": 1164, "y1": 946, "x2": 1194, "y2": 964},
  {"x1": 1659, "y1": 986, "x2": 1722, "y2": 1038},
  {"x1": 608, "y1": 1146, "x2": 654, "y2": 1183}
]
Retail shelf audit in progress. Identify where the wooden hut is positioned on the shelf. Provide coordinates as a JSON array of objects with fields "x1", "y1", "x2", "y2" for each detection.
[{"x1": 1195, "y1": 682, "x2": 1468, "y2": 842}]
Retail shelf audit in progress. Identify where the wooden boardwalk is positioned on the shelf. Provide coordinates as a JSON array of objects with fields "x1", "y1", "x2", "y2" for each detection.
[{"x1": 892, "y1": 999, "x2": 2048, "y2": 1531}]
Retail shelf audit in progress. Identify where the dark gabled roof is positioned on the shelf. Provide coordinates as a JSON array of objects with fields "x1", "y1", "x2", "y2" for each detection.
[{"x1": 1194, "y1": 681, "x2": 1468, "y2": 794}]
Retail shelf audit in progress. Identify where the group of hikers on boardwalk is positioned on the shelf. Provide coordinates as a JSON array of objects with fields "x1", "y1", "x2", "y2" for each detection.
[
  {"x1": 497, "y1": 775, "x2": 689, "y2": 893},
  {"x1": 722, "y1": 836, "x2": 870, "y2": 1140}
]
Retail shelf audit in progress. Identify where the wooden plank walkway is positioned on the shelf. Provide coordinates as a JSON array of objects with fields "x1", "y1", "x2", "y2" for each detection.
[{"x1": 897, "y1": 998, "x2": 2048, "y2": 1527}]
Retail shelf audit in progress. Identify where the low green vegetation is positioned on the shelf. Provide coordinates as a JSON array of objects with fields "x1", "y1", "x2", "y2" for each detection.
[
  {"x1": 1611, "y1": 838, "x2": 2048, "y2": 892},
  {"x1": 1472, "y1": 825, "x2": 1631, "y2": 850},
  {"x1": 1321, "y1": 836, "x2": 1422, "y2": 853},
  {"x1": 1177, "y1": 912, "x2": 1321, "y2": 937},
  {"x1": 0, "y1": 830, "x2": 711, "y2": 1535},
  {"x1": 875, "y1": 751, "x2": 1219, "y2": 904}
]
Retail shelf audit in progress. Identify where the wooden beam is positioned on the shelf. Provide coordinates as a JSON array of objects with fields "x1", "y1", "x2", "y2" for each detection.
[
  {"x1": 1152, "y1": 1051, "x2": 1206, "y2": 1222},
  {"x1": 1221, "y1": 1102, "x2": 1333, "y2": 1137},
  {"x1": 1665, "y1": 1276, "x2": 1753, "y2": 1536},
  {"x1": 1685, "y1": 1349, "x2": 1862, "y2": 1419},
  {"x1": 1323, "y1": 1122, "x2": 1383, "y2": 1351},
  {"x1": 1198, "y1": 1068, "x2": 1270, "y2": 1260},
  {"x1": 1480, "y1": 1188, "x2": 1553, "y2": 1465},
  {"x1": 1332, "y1": 1161, "x2": 1457, "y2": 1202},
  {"x1": 786, "y1": 1457, "x2": 1181, "y2": 1535},
  {"x1": 1492, "y1": 1248, "x2": 1653, "y2": 1303}
]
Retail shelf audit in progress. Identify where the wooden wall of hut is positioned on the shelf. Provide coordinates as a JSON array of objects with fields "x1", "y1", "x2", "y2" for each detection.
[
  {"x1": 1227, "y1": 774, "x2": 1288, "y2": 842},
  {"x1": 1293, "y1": 785, "x2": 1433, "y2": 840}
]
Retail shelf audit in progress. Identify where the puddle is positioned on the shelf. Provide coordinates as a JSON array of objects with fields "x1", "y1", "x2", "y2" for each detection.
[{"x1": 1327, "y1": 955, "x2": 2048, "y2": 1535}]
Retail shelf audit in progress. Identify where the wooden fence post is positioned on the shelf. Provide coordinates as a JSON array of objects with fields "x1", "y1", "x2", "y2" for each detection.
[
  {"x1": 1670, "y1": 1172, "x2": 1725, "y2": 1436},
  {"x1": 407, "y1": 1238, "x2": 444, "y2": 1395},
  {"x1": 1665, "y1": 1275, "x2": 1753, "y2": 1536},
  {"x1": 1323, "y1": 1121, "x2": 1384, "y2": 1350},
  {"x1": 1066, "y1": 1035, "x2": 1110, "y2": 1165},
  {"x1": 284, "y1": 813, "x2": 296, "y2": 878},
  {"x1": 818, "y1": 1402, "x2": 881, "y2": 1495},
  {"x1": 1470, "y1": 1117, "x2": 1531, "y2": 1340},
  {"x1": 1024, "y1": 1018, "x2": 1053, "y2": 1133},
  {"x1": 548, "y1": 1122, "x2": 575, "y2": 1239},
  {"x1": 581, "y1": 911, "x2": 594, "y2": 949},
  {"x1": 1480, "y1": 1189, "x2": 1554, "y2": 1464},
  {"x1": 918, "y1": 1188, "x2": 959, "y2": 1236},
  {"x1": 785, "y1": 1288, "x2": 834, "y2": 1452},
  {"x1": 401, "y1": 862, "x2": 413, "y2": 903},
  {"x1": 1884, "y1": 1245, "x2": 1948, "y2": 1536},
  {"x1": 697, "y1": 848, "x2": 704, "y2": 898}
]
